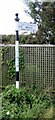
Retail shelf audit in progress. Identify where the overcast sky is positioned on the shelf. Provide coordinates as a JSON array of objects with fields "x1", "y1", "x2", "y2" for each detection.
[{"x1": 0, "y1": 0, "x2": 33, "y2": 35}]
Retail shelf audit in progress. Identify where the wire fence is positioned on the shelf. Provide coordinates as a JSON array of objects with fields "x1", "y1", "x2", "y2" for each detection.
[{"x1": 0, "y1": 44, "x2": 55, "y2": 91}]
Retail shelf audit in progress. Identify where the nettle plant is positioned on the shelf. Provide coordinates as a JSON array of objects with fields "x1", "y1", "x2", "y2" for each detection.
[{"x1": 2, "y1": 84, "x2": 53, "y2": 120}]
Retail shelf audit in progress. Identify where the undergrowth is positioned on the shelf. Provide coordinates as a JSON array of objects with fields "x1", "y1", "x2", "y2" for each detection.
[{"x1": 1, "y1": 84, "x2": 54, "y2": 120}]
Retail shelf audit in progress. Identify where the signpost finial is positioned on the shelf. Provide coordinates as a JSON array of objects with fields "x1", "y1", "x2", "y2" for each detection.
[{"x1": 15, "y1": 13, "x2": 20, "y2": 22}]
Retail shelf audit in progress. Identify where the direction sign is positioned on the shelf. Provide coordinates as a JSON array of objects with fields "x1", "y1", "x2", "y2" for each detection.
[{"x1": 15, "y1": 22, "x2": 38, "y2": 33}]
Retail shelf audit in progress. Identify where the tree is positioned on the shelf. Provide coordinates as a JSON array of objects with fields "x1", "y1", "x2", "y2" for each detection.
[
  {"x1": 40, "y1": 2, "x2": 55, "y2": 44},
  {"x1": 24, "y1": 0, "x2": 55, "y2": 44}
]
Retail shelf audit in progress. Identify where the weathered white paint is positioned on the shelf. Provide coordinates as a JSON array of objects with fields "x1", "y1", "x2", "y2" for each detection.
[
  {"x1": 16, "y1": 81, "x2": 19, "y2": 89},
  {"x1": 15, "y1": 41, "x2": 19, "y2": 72}
]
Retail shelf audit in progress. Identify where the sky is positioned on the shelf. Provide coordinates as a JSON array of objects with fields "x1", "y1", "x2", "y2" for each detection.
[{"x1": 0, "y1": 0, "x2": 33, "y2": 35}]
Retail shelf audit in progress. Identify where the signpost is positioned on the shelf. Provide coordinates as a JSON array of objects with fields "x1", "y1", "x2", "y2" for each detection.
[
  {"x1": 15, "y1": 13, "x2": 37, "y2": 88},
  {"x1": 16, "y1": 22, "x2": 38, "y2": 33},
  {"x1": 15, "y1": 13, "x2": 19, "y2": 89}
]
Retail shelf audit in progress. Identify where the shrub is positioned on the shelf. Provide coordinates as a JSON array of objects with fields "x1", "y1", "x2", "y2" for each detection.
[{"x1": 1, "y1": 84, "x2": 53, "y2": 120}]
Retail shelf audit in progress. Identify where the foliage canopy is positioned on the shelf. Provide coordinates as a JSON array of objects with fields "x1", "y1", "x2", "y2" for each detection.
[{"x1": 24, "y1": 1, "x2": 55, "y2": 44}]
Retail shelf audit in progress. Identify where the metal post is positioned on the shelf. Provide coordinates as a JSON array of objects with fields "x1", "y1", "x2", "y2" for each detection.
[{"x1": 15, "y1": 13, "x2": 19, "y2": 88}]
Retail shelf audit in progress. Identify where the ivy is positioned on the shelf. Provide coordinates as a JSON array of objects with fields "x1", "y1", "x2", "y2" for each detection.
[
  {"x1": 1, "y1": 47, "x2": 9, "y2": 64},
  {"x1": 2, "y1": 47, "x2": 9, "y2": 54},
  {"x1": 6, "y1": 48, "x2": 25, "y2": 81},
  {"x1": 1, "y1": 47, "x2": 25, "y2": 85},
  {"x1": 6, "y1": 58, "x2": 15, "y2": 81}
]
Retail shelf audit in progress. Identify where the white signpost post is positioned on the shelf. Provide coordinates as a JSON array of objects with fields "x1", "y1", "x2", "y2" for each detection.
[{"x1": 15, "y1": 13, "x2": 37, "y2": 88}]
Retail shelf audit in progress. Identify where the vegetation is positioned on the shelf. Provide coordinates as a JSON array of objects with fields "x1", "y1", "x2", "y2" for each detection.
[
  {"x1": 1, "y1": 47, "x2": 25, "y2": 86},
  {"x1": 0, "y1": 1, "x2": 55, "y2": 44},
  {"x1": 2, "y1": 34, "x2": 38, "y2": 44},
  {"x1": 0, "y1": 1, "x2": 55, "y2": 119},
  {"x1": 2, "y1": 34, "x2": 15, "y2": 44},
  {"x1": 24, "y1": 0, "x2": 55, "y2": 44},
  {"x1": 7, "y1": 58, "x2": 15, "y2": 81},
  {"x1": 1, "y1": 84, "x2": 54, "y2": 119}
]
